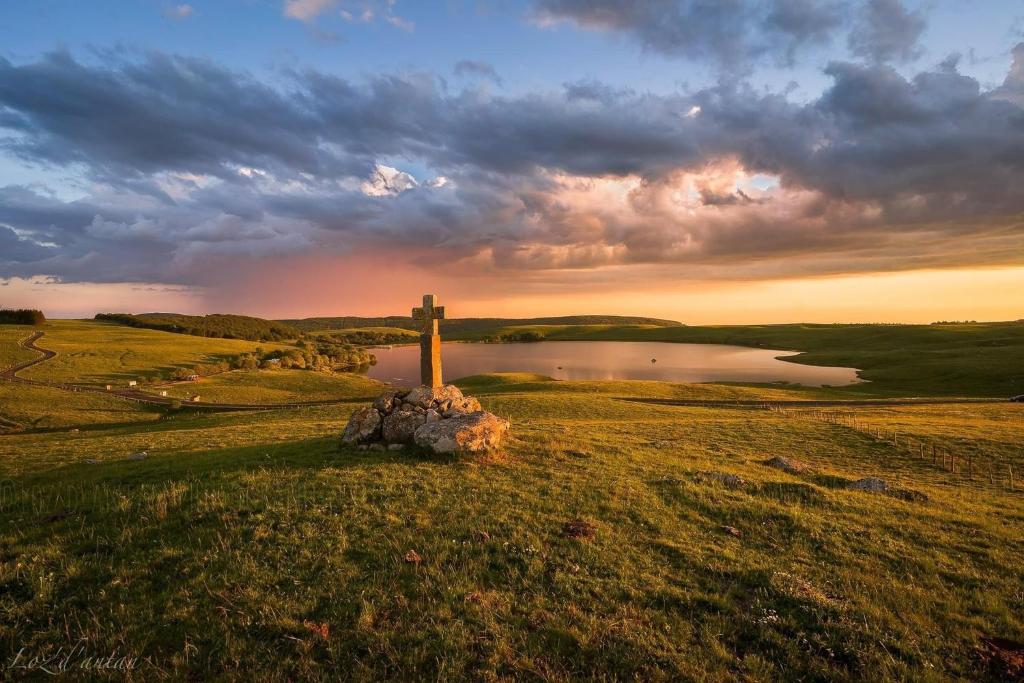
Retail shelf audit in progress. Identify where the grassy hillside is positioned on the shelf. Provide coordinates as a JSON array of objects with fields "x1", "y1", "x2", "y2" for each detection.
[
  {"x1": 96, "y1": 312, "x2": 301, "y2": 341},
  {"x1": 18, "y1": 320, "x2": 293, "y2": 387},
  {"x1": 0, "y1": 325, "x2": 38, "y2": 371},
  {"x1": 0, "y1": 374, "x2": 1021, "y2": 679},
  {"x1": 466, "y1": 322, "x2": 1024, "y2": 397},
  {"x1": 0, "y1": 382, "x2": 156, "y2": 432},
  {"x1": 162, "y1": 369, "x2": 383, "y2": 404},
  {"x1": 283, "y1": 315, "x2": 682, "y2": 334}
]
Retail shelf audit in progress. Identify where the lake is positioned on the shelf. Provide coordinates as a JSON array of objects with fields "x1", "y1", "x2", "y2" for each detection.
[{"x1": 364, "y1": 341, "x2": 861, "y2": 387}]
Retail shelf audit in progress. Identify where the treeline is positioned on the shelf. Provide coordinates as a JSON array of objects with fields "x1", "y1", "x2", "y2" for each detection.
[
  {"x1": 95, "y1": 313, "x2": 299, "y2": 341},
  {"x1": 0, "y1": 309, "x2": 46, "y2": 325},
  {"x1": 320, "y1": 330, "x2": 418, "y2": 345},
  {"x1": 481, "y1": 330, "x2": 547, "y2": 343}
]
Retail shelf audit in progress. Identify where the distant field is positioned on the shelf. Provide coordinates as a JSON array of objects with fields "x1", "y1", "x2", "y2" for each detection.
[
  {"x1": 15, "y1": 320, "x2": 292, "y2": 387},
  {"x1": 162, "y1": 368, "x2": 383, "y2": 404},
  {"x1": 0, "y1": 373, "x2": 1021, "y2": 679},
  {"x1": 284, "y1": 314, "x2": 682, "y2": 334},
  {"x1": 463, "y1": 322, "x2": 1024, "y2": 397}
]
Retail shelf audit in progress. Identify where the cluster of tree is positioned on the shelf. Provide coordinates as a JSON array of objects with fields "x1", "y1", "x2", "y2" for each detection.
[
  {"x1": 932, "y1": 320, "x2": 979, "y2": 325},
  {"x1": 0, "y1": 309, "x2": 46, "y2": 325},
  {"x1": 262, "y1": 339, "x2": 375, "y2": 371},
  {"x1": 320, "y1": 330, "x2": 417, "y2": 345},
  {"x1": 481, "y1": 330, "x2": 547, "y2": 343},
  {"x1": 95, "y1": 313, "x2": 299, "y2": 341}
]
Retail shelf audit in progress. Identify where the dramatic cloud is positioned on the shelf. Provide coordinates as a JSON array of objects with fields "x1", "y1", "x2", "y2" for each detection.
[
  {"x1": 531, "y1": 0, "x2": 927, "y2": 70},
  {"x1": 847, "y1": 0, "x2": 927, "y2": 63},
  {"x1": 2, "y1": 46, "x2": 1024, "y2": 291}
]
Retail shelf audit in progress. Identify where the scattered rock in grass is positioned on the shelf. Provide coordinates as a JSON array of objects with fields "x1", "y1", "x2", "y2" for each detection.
[
  {"x1": 404, "y1": 549, "x2": 422, "y2": 565},
  {"x1": 84, "y1": 459, "x2": 101, "y2": 465},
  {"x1": 303, "y1": 621, "x2": 330, "y2": 640},
  {"x1": 472, "y1": 530, "x2": 491, "y2": 543},
  {"x1": 42, "y1": 510, "x2": 73, "y2": 524},
  {"x1": 562, "y1": 518, "x2": 597, "y2": 540},
  {"x1": 341, "y1": 406, "x2": 382, "y2": 444},
  {"x1": 68, "y1": 428, "x2": 79, "y2": 433},
  {"x1": 763, "y1": 456, "x2": 811, "y2": 475},
  {"x1": 979, "y1": 636, "x2": 1024, "y2": 679},
  {"x1": 721, "y1": 525, "x2": 742, "y2": 538},
  {"x1": 387, "y1": 443, "x2": 404, "y2": 451},
  {"x1": 126, "y1": 451, "x2": 148, "y2": 461},
  {"x1": 893, "y1": 488, "x2": 929, "y2": 502},
  {"x1": 368, "y1": 443, "x2": 386, "y2": 452},
  {"x1": 697, "y1": 471, "x2": 749, "y2": 489},
  {"x1": 847, "y1": 477, "x2": 888, "y2": 492},
  {"x1": 464, "y1": 591, "x2": 482, "y2": 603},
  {"x1": 356, "y1": 444, "x2": 368, "y2": 451}
]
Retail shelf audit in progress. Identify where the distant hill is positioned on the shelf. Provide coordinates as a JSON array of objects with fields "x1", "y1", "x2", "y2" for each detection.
[
  {"x1": 282, "y1": 315, "x2": 683, "y2": 335},
  {"x1": 95, "y1": 313, "x2": 300, "y2": 342}
]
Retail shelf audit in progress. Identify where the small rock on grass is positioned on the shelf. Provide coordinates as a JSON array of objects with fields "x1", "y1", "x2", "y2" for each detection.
[
  {"x1": 847, "y1": 477, "x2": 888, "y2": 492},
  {"x1": 404, "y1": 549, "x2": 422, "y2": 565},
  {"x1": 387, "y1": 443, "x2": 404, "y2": 451},
  {"x1": 721, "y1": 525, "x2": 742, "y2": 538},
  {"x1": 127, "y1": 451, "x2": 148, "y2": 461},
  {"x1": 763, "y1": 456, "x2": 811, "y2": 474},
  {"x1": 562, "y1": 518, "x2": 597, "y2": 540}
]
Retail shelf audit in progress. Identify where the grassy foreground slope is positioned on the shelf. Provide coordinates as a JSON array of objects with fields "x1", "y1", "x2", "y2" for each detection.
[
  {"x1": 470, "y1": 322, "x2": 1024, "y2": 397},
  {"x1": 0, "y1": 375, "x2": 1021, "y2": 680}
]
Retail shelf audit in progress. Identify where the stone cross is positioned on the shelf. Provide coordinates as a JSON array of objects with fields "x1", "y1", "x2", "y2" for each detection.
[{"x1": 412, "y1": 294, "x2": 445, "y2": 387}]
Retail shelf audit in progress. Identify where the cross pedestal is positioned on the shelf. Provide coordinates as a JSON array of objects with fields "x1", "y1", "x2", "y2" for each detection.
[{"x1": 412, "y1": 294, "x2": 445, "y2": 387}]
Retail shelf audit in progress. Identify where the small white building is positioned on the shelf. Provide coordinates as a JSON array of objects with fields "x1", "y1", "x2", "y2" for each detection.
[
  {"x1": 159, "y1": 390, "x2": 168, "y2": 397},
  {"x1": 128, "y1": 380, "x2": 137, "y2": 387}
]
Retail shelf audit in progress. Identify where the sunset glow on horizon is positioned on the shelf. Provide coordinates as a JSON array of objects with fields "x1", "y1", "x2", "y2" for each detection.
[{"x1": 2, "y1": 1, "x2": 1023, "y2": 322}]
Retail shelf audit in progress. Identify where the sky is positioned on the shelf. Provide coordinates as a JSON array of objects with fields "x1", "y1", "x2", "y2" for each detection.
[{"x1": 1, "y1": 0, "x2": 1024, "y2": 323}]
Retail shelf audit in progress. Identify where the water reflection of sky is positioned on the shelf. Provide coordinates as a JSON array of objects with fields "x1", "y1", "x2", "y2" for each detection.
[{"x1": 364, "y1": 341, "x2": 861, "y2": 387}]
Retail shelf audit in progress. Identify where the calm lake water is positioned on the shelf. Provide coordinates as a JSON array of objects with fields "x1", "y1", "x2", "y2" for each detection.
[{"x1": 364, "y1": 341, "x2": 861, "y2": 387}]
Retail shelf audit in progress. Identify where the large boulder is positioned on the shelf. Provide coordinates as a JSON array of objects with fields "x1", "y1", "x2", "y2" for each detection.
[
  {"x1": 382, "y1": 410, "x2": 426, "y2": 443},
  {"x1": 404, "y1": 384, "x2": 464, "y2": 409},
  {"x1": 342, "y1": 406, "x2": 382, "y2": 444},
  {"x1": 414, "y1": 411, "x2": 509, "y2": 455}
]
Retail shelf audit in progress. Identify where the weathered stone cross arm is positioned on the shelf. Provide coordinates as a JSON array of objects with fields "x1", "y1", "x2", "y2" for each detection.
[{"x1": 412, "y1": 294, "x2": 445, "y2": 335}]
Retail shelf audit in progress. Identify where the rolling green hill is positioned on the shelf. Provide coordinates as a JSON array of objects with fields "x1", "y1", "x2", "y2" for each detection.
[
  {"x1": 96, "y1": 312, "x2": 301, "y2": 341},
  {"x1": 282, "y1": 315, "x2": 682, "y2": 334}
]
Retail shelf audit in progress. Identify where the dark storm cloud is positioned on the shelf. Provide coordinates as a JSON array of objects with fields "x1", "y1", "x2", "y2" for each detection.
[
  {"x1": 531, "y1": 0, "x2": 930, "y2": 70},
  {"x1": 847, "y1": 0, "x2": 927, "y2": 63},
  {"x1": 1, "y1": 46, "x2": 1024, "y2": 284},
  {"x1": 531, "y1": 0, "x2": 846, "y2": 70}
]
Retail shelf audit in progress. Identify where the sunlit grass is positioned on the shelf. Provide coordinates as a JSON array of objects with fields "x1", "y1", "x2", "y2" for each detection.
[{"x1": 0, "y1": 374, "x2": 1021, "y2": 679}]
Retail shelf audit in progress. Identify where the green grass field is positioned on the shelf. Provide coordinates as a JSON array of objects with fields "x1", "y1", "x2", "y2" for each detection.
[
  {"x1": 162, "y1": 369, "x2": 384, "y2": 404},
  {"x1": 1, "y1": 322, "x2": 1023, "y2": 679},
  {"x1": 0, "y1": 374, "x2": 1021, "y2": 679}
]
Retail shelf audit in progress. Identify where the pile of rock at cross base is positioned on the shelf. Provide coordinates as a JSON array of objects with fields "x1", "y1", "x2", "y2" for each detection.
[{"x1": 341, "y1": 384, "x2": 509, "y2": 456}]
